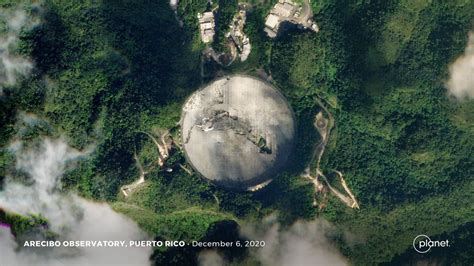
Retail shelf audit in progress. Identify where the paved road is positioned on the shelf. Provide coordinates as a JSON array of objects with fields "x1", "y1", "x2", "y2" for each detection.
[{"x1": 302, "y1": 0, "x2": 313, "y2": 22}]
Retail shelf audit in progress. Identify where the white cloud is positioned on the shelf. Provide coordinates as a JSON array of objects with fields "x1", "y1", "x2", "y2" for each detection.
[
  {"x1": 446, "y1": 32, "x2": 474, "y2": 101},
  {"x1": 241, "y1": 215, "x2": 348, "y2": 266},
  {"x1": 0, "y1": 138, "x2": 152, "y2": 266},
  {"x1": 0, "y1": 8, "x2": 37, "y2": 95},
  {"x1": 169, "y1": 0, "x2": 179, "y2": 10}
]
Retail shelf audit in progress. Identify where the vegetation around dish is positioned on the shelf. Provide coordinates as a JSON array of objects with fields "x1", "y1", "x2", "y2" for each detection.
[{"x1": 0, "y1": 0, "x2": 473, "y2": 265}]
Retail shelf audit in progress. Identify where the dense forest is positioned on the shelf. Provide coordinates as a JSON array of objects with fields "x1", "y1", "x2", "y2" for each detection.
[{"x1": 0, "y1": 0, "x2": 473, "y2": 265}]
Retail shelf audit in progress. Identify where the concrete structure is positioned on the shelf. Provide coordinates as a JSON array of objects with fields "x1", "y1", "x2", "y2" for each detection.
[
  {"x1": 274, "y1": 1, "x2": 294, "y2": 17},
  {"x1": 240, "y1": 36, "x2": 251, "y2": 61},
  {"x1": 264, "y1": 14, "x2": 280, "y2": 37},
  {"x1": 181, "y1": 75, "x2": 296, "y2": 190},
  {"x1": 198, "y1": 11, "x2": 215, "y2": 43},
  {"x1": 264, "y1": 0, "x2": 319, "y2": 37},
  {"x1": 226, "y1": 7, "x2": 252, "y2": 62},
  {"x1": 264, "y1": 0, "x2": 297, "y2": 37}
]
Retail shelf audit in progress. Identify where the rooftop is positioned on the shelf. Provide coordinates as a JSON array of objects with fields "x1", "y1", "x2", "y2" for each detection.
[
  {"x1": 265, "y1": 14, "x2": 280, "y2": 29},
  {"x1": 198, "y1": 11, "x2": 215, "y2": 43}
]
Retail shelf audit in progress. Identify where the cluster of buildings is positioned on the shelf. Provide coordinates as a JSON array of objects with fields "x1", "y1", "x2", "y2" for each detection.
[
  {"x1": 196, "y1": 0, "x2": 319, "y2": 63},
  {"x1": 264, "y1": 0, "x2": 319, "y2": 38},
  {"x1": 197, "y1": 11, "x2": 215, "y2": 43},
  {"x1": 197, "y1": 5, "x2": 252, "y2": 65}
]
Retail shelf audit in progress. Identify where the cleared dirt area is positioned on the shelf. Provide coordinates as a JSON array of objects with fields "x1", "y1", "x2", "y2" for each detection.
[{"x1": 303, "y1": 98, "x2": 359, "y2": 209}]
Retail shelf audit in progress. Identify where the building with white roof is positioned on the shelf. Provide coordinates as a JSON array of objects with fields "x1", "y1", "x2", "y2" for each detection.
[{"x1": 198, "y1": 11, "x2": 215, "y2": 43}]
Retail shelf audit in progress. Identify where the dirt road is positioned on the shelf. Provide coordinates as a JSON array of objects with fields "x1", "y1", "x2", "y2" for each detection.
[{"x1": 302, "y1": 97, "x2": 359, "y2": 209}]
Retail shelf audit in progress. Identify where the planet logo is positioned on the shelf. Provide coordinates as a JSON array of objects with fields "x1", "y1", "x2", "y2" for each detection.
[{"x1": 413, "y1": 235, "x2": 450, "y2": 253}]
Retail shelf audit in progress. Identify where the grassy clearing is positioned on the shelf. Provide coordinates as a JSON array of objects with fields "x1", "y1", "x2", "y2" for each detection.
[
  {"x1": 369, "y1": 0, "x2": 431, "y2": 68},
  {"x1": 451, "y1": 102, "x2": 474, "y2": 133}
]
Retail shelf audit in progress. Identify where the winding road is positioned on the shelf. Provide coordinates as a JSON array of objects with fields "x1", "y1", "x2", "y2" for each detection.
[{"x1": 302, "y1": 97, "x2": 359, "y2": 209}]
